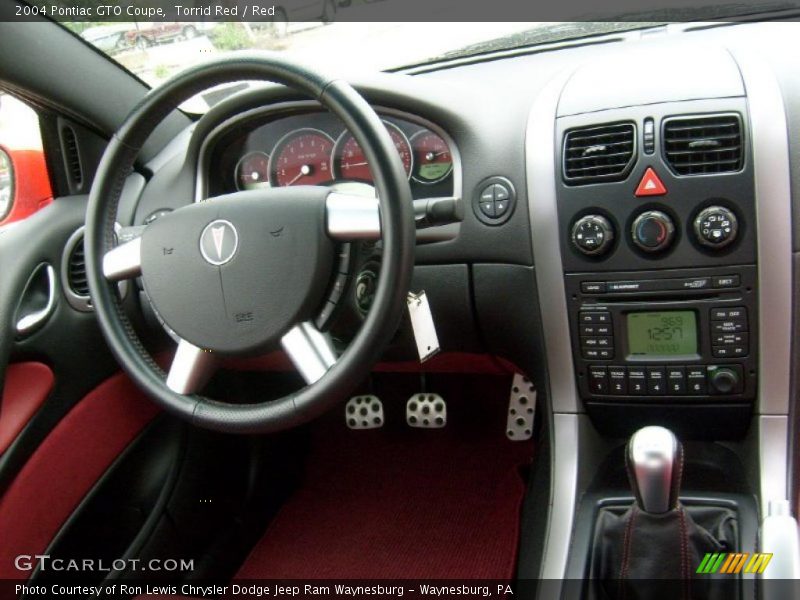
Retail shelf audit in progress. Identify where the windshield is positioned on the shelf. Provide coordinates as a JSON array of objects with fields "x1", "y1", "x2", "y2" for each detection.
[{"x1": 63, "y1": 2, "x2": 795, "y2": 110}]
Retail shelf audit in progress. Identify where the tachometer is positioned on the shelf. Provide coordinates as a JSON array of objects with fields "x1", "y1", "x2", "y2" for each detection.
[
  {"x1": 235, "y1": 151, "x2": 271, "y2": 190},
  {"x1": 410, "y1": 130, "x2": 453, "y2": 185},
  {"x1": 332, "y1": 121, "x2": 413, "y2": 183},
  {"x1": 269, "y1": 128, "x2": 335, "y2": 187}
]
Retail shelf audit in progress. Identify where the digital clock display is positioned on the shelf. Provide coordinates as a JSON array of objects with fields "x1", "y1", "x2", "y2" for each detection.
[{"x1": 627, "y1": 311, "x2": 698, "y2": 358}]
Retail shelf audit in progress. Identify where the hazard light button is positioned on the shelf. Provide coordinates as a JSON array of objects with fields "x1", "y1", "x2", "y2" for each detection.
[{"x1": 635, "y1": 167, "x2": 667, "y2": 197}]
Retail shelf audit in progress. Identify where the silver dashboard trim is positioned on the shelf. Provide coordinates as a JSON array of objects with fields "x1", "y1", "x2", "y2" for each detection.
[
  {"x1": 526, "y1": 70, "x2": 581, "y2": 416},
  {"x1": 525, "y1": 69, "x2": 581, "y2": 585},
  {"x1": 731, "y1": 47, "x2": 793, "y2": 510}
]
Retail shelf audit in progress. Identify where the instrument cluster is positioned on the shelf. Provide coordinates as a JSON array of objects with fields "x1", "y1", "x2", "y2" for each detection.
[{"x1": 207, "y1": 109, "x2": 455, "y2": 200}]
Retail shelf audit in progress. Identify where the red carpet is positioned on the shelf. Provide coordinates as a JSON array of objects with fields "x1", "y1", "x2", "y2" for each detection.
[{"x1": 236, "y1": 375, "x2": 534, "y2": 580}]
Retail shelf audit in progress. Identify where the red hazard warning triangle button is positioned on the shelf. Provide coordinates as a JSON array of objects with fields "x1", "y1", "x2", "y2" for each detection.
[{"x1": 635, "y1": 167, "x2": 667, "y2": 197}]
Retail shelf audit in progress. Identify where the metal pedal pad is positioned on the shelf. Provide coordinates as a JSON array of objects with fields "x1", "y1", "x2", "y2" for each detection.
[
  {"x1": 346, "y1": 395, "x2": 384, "y2": 430},
  {"x1": 506, "y1": 374, "x2": 535, "y2": 441},
  {"x1": 406, "y1": 393, "x2": 446, "y2": 428}
]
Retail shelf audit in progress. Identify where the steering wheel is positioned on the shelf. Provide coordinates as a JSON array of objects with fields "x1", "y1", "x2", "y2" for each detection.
[{"x1": 84, "y1": 54, "x2": 415, "y2": 434}]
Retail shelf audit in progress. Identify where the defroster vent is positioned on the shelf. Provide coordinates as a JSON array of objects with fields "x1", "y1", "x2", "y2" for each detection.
[
  {"x1": 563, "y1": 122, "x2": 636, "y2": 184},
  {"x1": 663, "y1": 114, "x2": 743, "y2": 175}
]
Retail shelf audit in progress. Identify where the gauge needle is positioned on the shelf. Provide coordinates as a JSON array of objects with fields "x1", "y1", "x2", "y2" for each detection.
[
  {"x1": 345, "y1": 161, "x2": 369, "y2": 168},
  {"x1": 425, "y1": 151, "x2": 447, "y2": 161},
  {"x1": 288, "y1": 164, "x2": 311, "y2": 185}
]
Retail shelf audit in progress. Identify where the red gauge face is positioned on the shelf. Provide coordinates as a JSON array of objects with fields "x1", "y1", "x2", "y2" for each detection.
[
  {"x1": 270, "y1": 129, "x2": 335, "y2": 187},
  {"x1": 235, "y1": 151, "x2": 270, "y2": 190},
  {"x1": 411, "y1": 131, "x2": 453, "y2": 184},
  {"x1": 333, "y1": 122, "x2": 412, "y2": 183}
]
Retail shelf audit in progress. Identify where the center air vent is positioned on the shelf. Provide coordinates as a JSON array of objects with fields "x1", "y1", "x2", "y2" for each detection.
[
  {"x1": 563, "y1": 122, "x2": 635, "y2": 185},
  {"x1": 663, "y1": 114, "x2": 743, "y2": 175}
]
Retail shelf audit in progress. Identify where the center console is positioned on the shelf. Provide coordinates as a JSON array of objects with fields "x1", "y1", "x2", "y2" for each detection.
[{"x1": 555, "y1": 98, "x2": 757, "y2": 428}]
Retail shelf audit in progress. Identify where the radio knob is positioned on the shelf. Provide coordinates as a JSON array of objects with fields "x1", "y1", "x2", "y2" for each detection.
[
  {"x1": 694, "y1": 206, "x2": 738, "y2": 249},
  {"x1": 709, "y1": 367, "x2": 739, "y2": 394},
  {"x1": 631, "y1": 210, "x2": 675, "y2": 253},
  {"x1": 571, "y1": 215, "x2": 614, "y2": 256}
]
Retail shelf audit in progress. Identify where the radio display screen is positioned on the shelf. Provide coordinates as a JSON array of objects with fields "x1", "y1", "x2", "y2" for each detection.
[{"x1": 626, "y1": 311, "x2": 698, "y2": 358}]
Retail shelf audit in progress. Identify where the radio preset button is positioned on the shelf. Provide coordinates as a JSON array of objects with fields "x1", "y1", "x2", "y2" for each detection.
[
  {"x1": 627, "y1": 368, "x2": 647, "y2": 395},
  {"x1": 686, "y1": 368, "x2": 708, "y2": 395},
  {"x1": 608, "y1": 367, "x2": 627, "y2": 394},
  {"x1": 588, "y1": 366, "x2": 609, "y2": 394},
  {"x1": 647, "y1": 367, "x2": 666, "y2": 395},
  {"x1": 666, "y1": 367, "x2": 687, "y2": 395}
]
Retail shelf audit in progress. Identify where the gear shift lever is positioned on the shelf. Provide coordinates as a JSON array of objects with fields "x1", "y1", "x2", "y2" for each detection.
[{"x1": 626, "y1": 425, "x2": 682, "y2": 514}]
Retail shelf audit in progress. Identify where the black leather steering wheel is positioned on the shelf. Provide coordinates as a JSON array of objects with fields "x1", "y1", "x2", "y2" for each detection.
[{"x1": 85, "y1": 54, "x2": 415, "y2": 433}]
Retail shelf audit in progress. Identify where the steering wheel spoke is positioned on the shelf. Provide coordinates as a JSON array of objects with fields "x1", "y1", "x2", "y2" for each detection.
[
  {"x1": 281, "y1": 321, "x2": 337, "y2": 384},
  {"x1": 103, "y1": 237, "x2": 142, "y2": 281},
  {"x1": 166, "y1": 339, "x2": 218, "y2": 395},
  {"x1": 326, "y1": 193, "x2": 381, "y2": 241}
]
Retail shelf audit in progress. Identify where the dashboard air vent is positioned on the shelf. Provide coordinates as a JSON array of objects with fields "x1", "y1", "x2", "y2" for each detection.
[
  {"x1": 61, "y1": 126, "x2": 83, "y2": 188},
  {"x1": 663, "y1": 114, "x2": 743, "y2": 175},
  {"x1": 67, "y1": 234, "x2": 89, "y2": 297},
  {"x1": 563, "y1": 122, "x2": 635, "y2": 184}
]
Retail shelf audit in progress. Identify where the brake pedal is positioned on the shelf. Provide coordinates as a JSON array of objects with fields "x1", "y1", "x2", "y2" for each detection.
[
  {"x1": 506, "y1": 374, "x2": 535, "y2": 441},
  {"x1": 346, "y1": 395, "x2": 384, "y2": 430},
  {"x1": 406, "y1": 393, "x2": 446, "y2": 428}
]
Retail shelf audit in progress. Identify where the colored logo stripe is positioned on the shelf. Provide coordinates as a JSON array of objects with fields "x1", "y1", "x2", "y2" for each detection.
[{"x1": 697, "y1": 552, "x2": 773, "y2": 574}]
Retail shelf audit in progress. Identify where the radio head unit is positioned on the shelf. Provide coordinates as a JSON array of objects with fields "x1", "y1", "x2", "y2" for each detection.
[{"x1": 566, "y1": 266, "x2": 757, "y2": 403}]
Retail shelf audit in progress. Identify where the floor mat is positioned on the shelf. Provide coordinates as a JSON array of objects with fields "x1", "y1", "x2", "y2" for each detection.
[{"x1": 236, "y1": 374, "x2": 535, "y2": 579}]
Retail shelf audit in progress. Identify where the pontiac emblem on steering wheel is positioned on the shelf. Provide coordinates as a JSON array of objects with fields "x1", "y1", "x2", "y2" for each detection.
[{"x1": 200, "y1": 219, "x2": 239, "y2": 266}]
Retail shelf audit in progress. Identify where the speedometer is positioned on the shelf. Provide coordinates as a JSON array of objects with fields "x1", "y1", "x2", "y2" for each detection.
[
  {"x1": 269, "y1": 128, "x2": 335, "y2": 187},
  {"x1": 332, "y1": 121, "x2": 413, "y2": 183}
]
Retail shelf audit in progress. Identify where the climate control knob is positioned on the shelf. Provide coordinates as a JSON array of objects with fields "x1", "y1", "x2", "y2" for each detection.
[
  {"x1": 694, "y1": 206, "x2": 738, "y2": 249},
  {"x1": 571, "y1": 215, "x2": 615, "y2": 256},
  {"x1": 631, "y1": 210, "x2": 675, "y2": 253}
]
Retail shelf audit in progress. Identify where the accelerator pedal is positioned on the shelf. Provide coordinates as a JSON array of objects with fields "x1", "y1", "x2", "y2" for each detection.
[
  {"x1": 506, "y1": 374, "x2": 535, "y2": 441},
  {"x1": 346, "y1": 395, "x2": 384, "y2": 430},
  {"x1": 406, "y1": 393, "x2": 446, "y2": 428}
]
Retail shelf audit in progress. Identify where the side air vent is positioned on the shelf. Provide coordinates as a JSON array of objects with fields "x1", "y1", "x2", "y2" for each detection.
[
  {"x1": 61, "y1": 125, "x2": 84, "y2": 188},
  {"x1": 68, "y1": 234, "x2": 89, "y2": 297},
  {"x1": 563, "y1": 122, "x2": 636, "y2": 184},
  {"x1": 61, "y1": 228, "x2": 92, "y2": 312},
  {"x1": 663, "y1": 114, "x2": 743, "y2": 176}
]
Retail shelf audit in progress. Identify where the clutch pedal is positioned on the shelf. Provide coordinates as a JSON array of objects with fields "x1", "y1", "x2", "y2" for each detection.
[
  {"x1": 406, "y1": 393, "x2": 446, "y2": 428},
  {"x1": 506, "y1": 373, "x2": 535, "y2": 440},
  {"x1": 346, "y1": 395, "x2": 384, "y2": 430}
]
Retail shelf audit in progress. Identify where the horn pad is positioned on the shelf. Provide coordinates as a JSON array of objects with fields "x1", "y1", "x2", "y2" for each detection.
[{"x1": 140, "y1": 187, "x2": 334, "y2": 355}]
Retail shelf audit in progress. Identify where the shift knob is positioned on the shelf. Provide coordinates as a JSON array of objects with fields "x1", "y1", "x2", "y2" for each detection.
[{"x1": 626, "y1": 426, "x2": 683, "y2": 514}]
